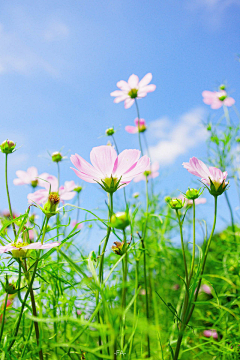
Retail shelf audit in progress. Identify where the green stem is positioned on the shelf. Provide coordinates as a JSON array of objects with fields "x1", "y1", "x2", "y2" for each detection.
[
  {"x1": 121, "y1": 230, "x2": 128, "y2": 350},
  {"x1": 134, "y1": 99, "x2": 144, "y2": 156},
  {"x1": 5, "y1": 154, "x2": 17, "y2": 238},
  {"x1": 189, "y1": 200, "x2": 196, "y2": 282},
  {"x1": 0, "y1": 293, "x2": 9, "y2": 343},
  {"x1": 224, "y1": 191, "x2": 236, "y2": 243},
  {"x1": 176, "y1": 210, "x2": 189, "y2": 286}
]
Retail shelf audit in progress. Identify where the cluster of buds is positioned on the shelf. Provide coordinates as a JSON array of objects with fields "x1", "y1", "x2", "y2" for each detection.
[
  {"x1": 110, "y1": 212, "x2": 130, "y2": 230},
  {"x1": 0, "y1": 140, "x2": 16, "y2": 154}
]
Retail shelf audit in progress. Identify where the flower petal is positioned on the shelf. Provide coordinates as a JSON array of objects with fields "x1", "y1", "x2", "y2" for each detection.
[
  {"x1": 121, "y1": 155, "x2": 150, "y2": 182},
  {"x1": 139, "y1": 73, "x2": 152, "y2": 88},
  {"x1": 134, "y1": 118, "x2": 146, "y2": 126},
  {"x1": 90, "y1": 145, "x2": 117, "y2": 177},
  {"x1": 124, "y1": 98, "x2": 135, "y2": 109},
  {"x1": 117, "y1": 80, "x2": 130, "y2": 91},
  {"x1": 223, "y1": 97, "x2": 235, "y2": 107},
  {"x1": 128, "y1": 74, "x2": 139, "y2": 88},
  {"x1": 70, "y1": 168, "x2": 98, "y2": 183},
  {"x1": 70, "y1": 154, "x2": 102, "y2": 180},
  {"x1": 113, "y1": 149, "x2": 141, "y2": 178},
  {"x1": 113, "y1": 94, "x2": 129, "y2": 103},
  {"x1": 110, "y1": 90, "x2": 124, "y2": 97},
  {"x1": 139, "y1": 84, "x2": 156, "y2": 93},
  {"x1": 125, "y1": 126, "x2": 138, "y2": 134},
  {"x1": 27, "y1": 166, "x2": 38, "y2": 179}
]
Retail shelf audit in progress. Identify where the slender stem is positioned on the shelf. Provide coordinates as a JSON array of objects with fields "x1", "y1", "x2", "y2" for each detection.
[
  {"x1": 121, "y1": 229, "x2": 128, "y2": 350},
  {"x1": 57, "y1": 162, "x2": 60, "y2": 190},
  {"x1": 111, "y1": 134, "x2": 119, "y2": 154},
  {"x1": 134, "y1": 99, "x2": 144, "y2": 156},
  {"x1": 141, "y1": 235, "x2": 150, "y2": 357},
  {"x1": 176, "y1": 210, "x2": 189, "y2": 285},
  {"x1": 0, "y1": 293, "x2": 9, "y2": 343},
  {"x1": 5, "y1": 154, "x2": 17, "y2": 238},
  {"x1": 76, "y1": 193, "x2": 80, "y2": 223},
  {"x1": 189, "y1": 200, "x2": 196, "y2": 282},
  {"x1": 224, "y1": 191, "x2": 236, "y2": 243}
]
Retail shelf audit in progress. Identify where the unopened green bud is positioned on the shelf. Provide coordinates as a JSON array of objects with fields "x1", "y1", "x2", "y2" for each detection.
[
  {"x1": 206, "y1": 123, "x2": 212, "y2": 131},
  {"x1": 74, "y1": 186, "x2": 83, "y2": 193},
  {"x1": 43, "y1": 192, "x2": 60, "y2": 218},
  {"x1": 31, "y1": 180, "x2": 38, "y2": 188},
  {"x1": 51, "y1": 151, "x2": 63, "y2": 163},
  {"x1": 2, "y1": 276, "x2": 18, "y2": 295},
  {"x1": 110, "y1": 212, "x2": 130, "y2": 230},
  {"x1": 133, "y1": 192, "x2": 139, "y2": 199},
  {"x1": 185, "y1": 188, "x2": 202, "y2": 200},
  {"x1": 169, "y1": 198, "x2": 184, "y2": 210},
  {"x1": 164, "y1": 196, "x2": 171, "y2": 203},
  {"x1": 236, "y1": 136, "x2": 240, "y2": 143},
  {"x1": 0, "y1": 140, "x2": 16, "y2": 154},
  {"x1": 219, "y1": 84, "x2": 226, "y2": 90},
  {"x1": 105, "y1": 127, "x2": 115, "y2": 136}
]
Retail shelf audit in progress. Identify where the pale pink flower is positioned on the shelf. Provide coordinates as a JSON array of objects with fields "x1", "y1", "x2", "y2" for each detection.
[
  {"x1": 134, "y1": 162, "x2": 159, "y2": 182},
  {"x1": 0, "y1": 238, "x2": 60, "y2": 254},
  {"x1": 200, "y1": 284, "x2": 212, "y2": 295},
  {"x1": 27, "y1": 176, "x2": 76, "y2": 205},
  {"x1": 28, "y1": 230, "x2": 34, "y2": 240},
  {"x1": 13, "y1": 167, "x2": 49, "y2": 187},
  {"x1": 182, "y1": 157, "x2": 228, "y2": 190},
  {"x1": 125, "y1": 118, "x2": 147, "y2": 134},
  {"x1": 110, "y1": 73, "x2": 156, "y2": 109},
  {"x1": 202, "y1": 90, "x2": 235, "y2": 109},
  {"x1": 70, "y1": 145, "x2": 150, "y2": 192},
  {"x1": 71, "y1": 221, "x2": 83, "y2": 230},
  {"x1": 203, "y1": 329, "x2": 218, "y2": 339},
  {"x1": 178, "y1": 194, "x2": 207, "y2": 206}
]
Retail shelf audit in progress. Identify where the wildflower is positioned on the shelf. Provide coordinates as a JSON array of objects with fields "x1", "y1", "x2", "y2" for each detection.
[
  {"x1": 110, "y1": 212, "x2": 130, "y2": 230},
  {"x1": 70, "y1": 145, "x2": 150, "y2": 193},
  {"x1": 203, "y1": 329, "x2": 218, "y2": 339},
  {"x1": 0, "y1": 140, "x2": 16, "y2": 154},
  {"x1": 110, "y1": 73, "x2": 156, "y2": 109},
  {"x1": 71, "y1": 221, "x2": 83, "y2": 230},
  {"x1": 13, "y1": 167, "x2": 49, "y2": 188},
  {"x1": 0, "y1": 238, "x2": 60, "y2": 258},
  {"x1": 202, "y1": 90, "x2": 235, "y2": 109},
  {"x1": 125, "y1": 118, "x2": 147, "y2": 134},
  {"x1": 182, "y1": 157, "x2": 228, "y2": 196},
  {"x1": 200, "y1": 284, "x2": 212, "y2": 295},
  {"x1": 27, "y1": 176, "x2": 76, "y2": 205},
  {"x1": 134, "y1": 161, "x2": 159, "y2": 182},
  {"x1": 51, "y1": 151, "x2": 63, "y2": 162}
]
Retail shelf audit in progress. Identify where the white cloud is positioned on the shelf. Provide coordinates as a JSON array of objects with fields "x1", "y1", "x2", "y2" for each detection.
[
  {"x1": 43, "y1": 21, "x2": 70, "y2": 42},
  {"x1": 148, "y1": 108, "x2": 208, "y2": 166}
]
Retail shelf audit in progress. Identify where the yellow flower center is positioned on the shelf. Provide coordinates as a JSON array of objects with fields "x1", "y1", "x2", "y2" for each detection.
[
  {"x1": 11, "y1": 241, "x2": 28, "y2": 249},
  {"x1": 128, "y1": 88, "x2": 138, "y2": 99},
  {"x1": 103, "y1": 177, "x2": 118, "y2": 188}
]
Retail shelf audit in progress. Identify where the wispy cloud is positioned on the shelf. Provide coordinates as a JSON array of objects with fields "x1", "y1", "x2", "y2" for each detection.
[{"x1": 148, "y1": 108, "x2": 208, "y2": 166}]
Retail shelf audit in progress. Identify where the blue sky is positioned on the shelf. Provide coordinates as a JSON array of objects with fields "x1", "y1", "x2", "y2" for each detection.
[{"x1": 0, "y1": 0, "x2": 240, "y2": 240}]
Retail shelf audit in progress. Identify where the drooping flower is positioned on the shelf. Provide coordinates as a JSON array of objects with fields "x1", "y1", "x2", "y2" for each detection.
[
  {"x1": 182, "y1": 157, "x2": 228, "y2": 196},
  {"x1": 125, "y1": 118, "x2": 147, "y2": 134},
  {"x1": 202, "y1": 90, "x2": 235, "y2": 109},
  {"x1": 13, "y1": 167, "x2": 49, "y2": 188},
  {"x1": 110, "y1": 73, "x2": 156, "y2": 109},
  {"x1": 70, "y1": 145, "x2": 150, "y2": 193},
  {"x1": 27, "y1": 176, "x2": 76, "y2": 205},
  {"x1": 0, "y1": 238, "x2": 60, "y2": 258},
  {"x1": 134, "y1": 162, "x2": 159, "y2": 182},
  {"x1": 203, "y1": 329, "x2": 218, "y2": 339}
]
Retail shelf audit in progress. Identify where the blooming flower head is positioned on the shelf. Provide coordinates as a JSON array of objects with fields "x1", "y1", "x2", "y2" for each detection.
[
  {"x1": 134, "y1": 162, "x2": 159, "y2": 182},
  {"x1": 110, "y1": 73, "x2": 156, "y2": 109},
  {"x1": 0, "y1": 238, "x2": 60, "y2": 258},
  {"x1": 202, "y1": 90, "x2": 235, "y2": 109},
  {"x1": 125, "y1": 118, "x2": 147, "y2": 134},
  {"x1": 70, "y1": 145, "x2": 150, "y2": 193},
  {"x1": 13, "y1": 167, "x2": 49, "y2": 188},
  {"x1": 182, "y1": 157, "x2": 228, "y2": 196},
  {"x1": 27, "y1": 176, "x2": 76, "y2": 205},
  {"x1": 203, "y1": 329, "x2": 218, "y2": 339}
]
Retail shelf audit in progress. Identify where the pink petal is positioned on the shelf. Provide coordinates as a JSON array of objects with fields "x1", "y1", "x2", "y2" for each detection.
[
  {"x1": 124, "y1": 98, "x2": 135, "y2": 109},
  {"x1": 151, "y1": 162, "x2": 159, "y2": 172},
  {"x1": 133, "y1": 174, "x2": 145, "y2": 182},
  {"x1": 24, "y1": 242, "x2": 60, "y2": 250},
  {"x1": 128, "y1": 74, "x2": 139, "y2": 88},
  {"x1": 149, "y1": 171, "x2": 159, "y2": 179},
  {"x1": 211, "y1": 99, "x2": 223, "y2": 109},
  {"x1": 13, "y1": 178, "x2": 26, "y2": 185},
  {"x1": 139, "y1": 84, "x2": 156, "y2": 93},
  {"x1": 110, "y1": 90, "x2": 124, "y2": 97},
  {"x1": 117, "y1": 80, "x2": 131, "y2": 91},
  {"x1": 121, "y1": 155, "x2": 150, "y2": 182},
  {"x1": 0, "y1": 244, "x2": 13, "y2": 253},
  {"x1": 138, "y1": 73, "x2": 152, "y2": 88},
  {"x1": 90, "y1": 145, "x2": 117, "y2": 178},
  {"x1": 64, "y1": 180, "x2": 76, "y2": 192},
  {"x1": 113, "y1": 149, "x2": 141, "y2": 178},
  {"x1": 136, "y1": 91, "x2": 147, "y2": 98},
  {"x1": 60, "y1": 191, "x2": 76, "y2": 201},
  {"x1": 38, "y1": 173, "x2": 51, "y2": 188},
  {"x1": 27, "y1": 166, "x2": 38, "y2": 179},
  {"x1": 71, "y1": 168, "x2": 97, "y2": 183},
  {"x1": 70, "y1": 154, "x2": 102, "y2": 179},
  {"x1": 223, "y1": 97, "x2": 235, "y2": 107},
  {"x1": 15, "y1": 170, "x2": 31, "y2": 184},
  {"x1": 125, "y1": 126, "x2": 138, "y2": 134},
  {"x1": 134, "y1": 118, "x2": 146, "y2": 126},
  {"x1": 113, "y1": 94, "x2": 129, "y2": 103}
]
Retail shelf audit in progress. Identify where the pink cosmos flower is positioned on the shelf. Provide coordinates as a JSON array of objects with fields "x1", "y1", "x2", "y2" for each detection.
[
  {"x1": 0, "y1": 238, "x2": 60, "y2": 254},
  {"x1": 134, "y1": 162, "x2": 159, "y2": 182},
  {"x1": 27, "y1": 176, "x2": 76, "y2": 205},
  {"x1": 71, "y1": 221, "x2": 83, "y2": 230},
  {"x1": 200, "y1": 284, "x2": 212, "y2": 295},
  {"x1": 202, "y1": 90, "x2": 235, "y2": 109},
  {"x1": 182, "y1": 157, "x2": 228, "y2": 194},
  {"x1": 125, "y1": 118, "x2": 147, "y2": 134},
  {"x1": 110, "y1": 73, "x2": 156, "y2": 109},
  {"x1": 178, "y1": 194, "x2": 207, "y2": 206},
  {"x1": 203, "y1": 329, "x2": 218, "y2": 339},
  {"x1": 70, "y1": 145, "x2": 150, "y2": 192},
  {"x1": 13, "y1": 167, "x2": 49, "y2": 188}
]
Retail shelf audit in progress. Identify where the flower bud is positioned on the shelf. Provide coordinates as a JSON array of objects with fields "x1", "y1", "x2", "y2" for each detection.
[
  {"x1": 164, "y1": 196, "x2": 171, "y2": 203},
  {"x1": 51, "y1": 151, "x2": 63, "y2": 163},
  {"x1": 209, "y1": 178, "x2": 228, "y2": 196},
  {"x1": 31, "y1": 180, "x2": 38, "y2": 188},
  {"x1": 206, "y1": 123, "x2": 212, "y2": 131},
  {"x1": 133, "y1": 192, "x2": 139, "y2": 199},
  {"x1": 74, "y1": 186, "x2": 83, "y2": 193},
  {"x1": 43, "y1": 192, "x2": 60, "y2": 218},
  {"x1": 219, "y1": 84, "x2": 226, "y2": 90},
  {"x1": 112, "y1": 241, "x2": 129, "y2": 255},
  {"x1": 0, "y1": 140, "x2": 16, "y2": 154},
  {"x1": 2, "y1": 276, "x2": 18, "y2": 295},
  {"x1": 185, "y1": 188, "x2": 202, "y2": 200},
  {"x1": 110, "y1": 212, "x2": 130, "y2": 230},
  {"x1": 105, "y1": 127, "x2": 115, "y2": 136},
  {"x1": 168, "y1": 198, "x2": 184, "y2": 210}
]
